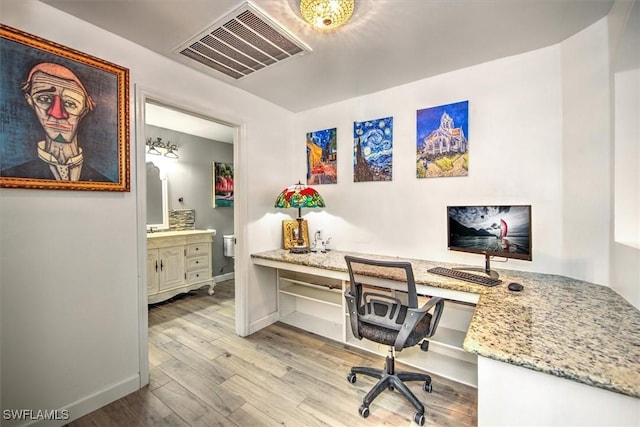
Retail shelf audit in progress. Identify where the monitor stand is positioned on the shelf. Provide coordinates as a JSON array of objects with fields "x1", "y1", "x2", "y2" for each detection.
[{"x1": 453, "y1": 253, "x2": 500, "y2": 279}]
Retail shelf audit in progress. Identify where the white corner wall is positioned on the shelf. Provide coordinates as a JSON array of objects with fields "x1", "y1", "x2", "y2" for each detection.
[
  {"x1": 611, "y1": 0, "x2": 640, "y2": 309},
  {"x1": 295, "y1": 45, "x2": 565, "y2": 276},
  {"x1": 0, "y1": 0, "x2": 294, "y2": 424},
  {"x1": 561, "y1": 18, "x2": 612, "y2": 285}
]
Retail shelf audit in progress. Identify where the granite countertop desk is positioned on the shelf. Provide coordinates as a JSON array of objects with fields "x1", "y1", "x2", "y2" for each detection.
[{"x1": 251, "y1": 249, "x2": 640, "y2": 399}]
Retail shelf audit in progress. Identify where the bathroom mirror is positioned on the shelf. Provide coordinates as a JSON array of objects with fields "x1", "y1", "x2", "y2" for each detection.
[{"x1": 146, "y1": 161, "x2": 168, "y2": 230}]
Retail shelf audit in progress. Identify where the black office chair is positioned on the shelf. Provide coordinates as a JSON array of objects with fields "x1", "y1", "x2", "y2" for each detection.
[{"x1": 344, "y1": 255, "x2": 444, "y2": 426}]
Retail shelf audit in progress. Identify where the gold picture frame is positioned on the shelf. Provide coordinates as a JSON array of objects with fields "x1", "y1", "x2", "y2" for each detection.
[
  {"x1": 0, "y1": 24, "x2": 130, "y2": 191},
  {"x1": 282, "y1": 219, "x2": 309, "y2": 249}
]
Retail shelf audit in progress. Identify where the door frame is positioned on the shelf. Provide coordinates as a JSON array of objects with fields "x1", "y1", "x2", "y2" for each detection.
[{"x1": 134, "y1": 85, "x2": 249, "y2": 386}]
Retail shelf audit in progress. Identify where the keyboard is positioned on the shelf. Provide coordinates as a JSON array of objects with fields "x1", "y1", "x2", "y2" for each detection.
[{"x1": 427, "y1": 267, "x2": 502, "y2": 287}]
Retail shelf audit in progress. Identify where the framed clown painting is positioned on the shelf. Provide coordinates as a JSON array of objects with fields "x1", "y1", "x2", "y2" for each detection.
[{"x1": 0, "y1": 24, "x2": 130, "y2": 191}]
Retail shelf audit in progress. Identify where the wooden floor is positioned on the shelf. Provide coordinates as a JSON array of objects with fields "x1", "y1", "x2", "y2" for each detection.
[{"x1": 68, "y1": 280, "x2": 477, "y2": 426}]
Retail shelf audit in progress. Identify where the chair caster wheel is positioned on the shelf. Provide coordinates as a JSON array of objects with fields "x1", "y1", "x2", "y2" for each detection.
[
  {"x1": 347, "y1": 373, "x2": 356, "y2": 384},
  {"x1": 420, "y1": 340, "x2": 430, "y2": 351},
  {"x1": 423, "y1": 382, "x2": 432, "y2": 392},
  {"x1": 359, "y1": 405, "x2": 370, "y2": 418},
  {"x1": 413, "y1": 412, "x2": 425, "y2": 426}
]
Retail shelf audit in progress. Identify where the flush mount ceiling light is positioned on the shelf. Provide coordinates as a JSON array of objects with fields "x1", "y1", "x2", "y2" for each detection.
[{"x1": 300, "y1": 0, "x2": 355, "y2": 30}]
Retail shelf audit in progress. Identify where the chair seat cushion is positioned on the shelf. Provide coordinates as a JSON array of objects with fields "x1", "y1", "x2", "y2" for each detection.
[{"x1": 358, "y1": 307, "x2": 432, "y2": 348}]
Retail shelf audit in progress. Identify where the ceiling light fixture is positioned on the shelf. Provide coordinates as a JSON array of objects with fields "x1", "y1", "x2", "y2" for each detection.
[{"x1": 300, "y1": 0, "x2": 355, "y2": 30}]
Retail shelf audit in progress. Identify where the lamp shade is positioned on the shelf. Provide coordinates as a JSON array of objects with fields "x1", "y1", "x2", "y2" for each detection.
[{"x1": 275, "y1": 181, "x2": 325, "y2": 209}]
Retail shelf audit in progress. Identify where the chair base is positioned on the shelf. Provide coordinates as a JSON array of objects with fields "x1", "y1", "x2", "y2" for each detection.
[{"x1": 348, "y1": 348, "x2": 432, "y2": 423}]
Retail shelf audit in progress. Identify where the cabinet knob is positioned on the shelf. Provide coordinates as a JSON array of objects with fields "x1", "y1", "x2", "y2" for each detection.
[{"x1": 196, "y1": 261, "x2": 199, "y2": 264}]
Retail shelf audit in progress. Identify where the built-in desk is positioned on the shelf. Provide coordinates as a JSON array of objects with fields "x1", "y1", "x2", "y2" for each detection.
[{"x1": 251, "y1": 249, "x2": 640, "y2": 426}]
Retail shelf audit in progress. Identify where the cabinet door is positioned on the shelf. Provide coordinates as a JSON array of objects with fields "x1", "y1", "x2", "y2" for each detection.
[
  {"x1": 147, "y1": 250, "x2": 160, "y2": 295},
  {"x1": 159, "y1": 246, "x2": 185, "y2": 290}
]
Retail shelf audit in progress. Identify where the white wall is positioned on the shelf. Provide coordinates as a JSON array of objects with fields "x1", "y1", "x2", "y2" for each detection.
[
  {"x1": 0, "y1": 0, "x2": 293, "y2": 424},
  {"x1": 478, "y1": 356, "x2": 640, "y2": 427},
  {"x1": 611, "y1": 0, "x2": 640, "y2": 309},
  {"x1": 295, "y1": 45, "x2": 565, "y2": 276},
  {"x1": 561, "y1": 17, "x2": 612, "y2": 286}
]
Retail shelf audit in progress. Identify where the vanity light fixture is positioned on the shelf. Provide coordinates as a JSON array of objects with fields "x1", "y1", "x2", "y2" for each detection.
[
  {"x1": 164, "y1": 144, "x2": 179, "y2": 159},
  {"x1": 146, "y1": 137, "x2": 179, "y2": 159},
  {"x1": 300, "y1": 0, "x2": 355, "y2": 30},
  {"x1": 275, "y1": 181, "x2": 325, "y2": 253},
  {"x1": 146, "y1": 137, "x2": 162, "y2": 155}
]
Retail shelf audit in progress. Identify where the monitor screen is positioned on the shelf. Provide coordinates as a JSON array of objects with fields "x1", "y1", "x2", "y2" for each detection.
[{"x1": 447, "y1": 205, "x2": 532, "y2": 261}]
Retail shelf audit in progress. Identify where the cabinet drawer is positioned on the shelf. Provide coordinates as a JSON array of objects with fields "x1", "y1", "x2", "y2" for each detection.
[
  {"x1": 186, "y1": 269, "x2": 210, "y2": 283},
  {"x1": 187, "y1": 243, "x2": 209, "y2": 256},
  {"x1": 186, "y1": 255, "x2": 209, "y2": 271}
]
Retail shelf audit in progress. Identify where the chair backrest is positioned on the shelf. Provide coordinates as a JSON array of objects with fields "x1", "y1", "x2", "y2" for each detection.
[
  {"x1": 345, "y1": 255, "x2": 419, "y2": 308},
  {"x1": 344, "y1": 255, "x2": 444, "y2": 350}
]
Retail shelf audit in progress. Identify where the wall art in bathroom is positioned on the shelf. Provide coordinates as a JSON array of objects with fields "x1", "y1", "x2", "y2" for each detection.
[
  {"x1": 306, "y1": 127, "x2": 337, "y2": 185},
  {"x1": 213, "y1": 161, "x2": 234, "y2": 207},
  {"x1": 416, "y1": 100, "x2": 469, "y2": 178},
  {"x1": 353, "y1": 116, "x2": 393, "y2": 182},
  {"x1": 0, "y1": 24, "x2": 129, "y2": 191}
]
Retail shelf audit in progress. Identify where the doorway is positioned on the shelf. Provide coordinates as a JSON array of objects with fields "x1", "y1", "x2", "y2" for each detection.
[{"x1": 136, "y1": 87, "x2": 246, "y2": 387}]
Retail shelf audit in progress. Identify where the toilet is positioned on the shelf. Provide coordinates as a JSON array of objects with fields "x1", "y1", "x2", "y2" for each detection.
[{"x1": 223, "y1": 235, "x2": 235, "y2": 258}]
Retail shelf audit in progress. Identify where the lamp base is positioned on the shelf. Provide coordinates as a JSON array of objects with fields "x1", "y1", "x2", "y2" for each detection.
[{"x1": 290, "y1": 245, "x2": 310, "y2": 254}]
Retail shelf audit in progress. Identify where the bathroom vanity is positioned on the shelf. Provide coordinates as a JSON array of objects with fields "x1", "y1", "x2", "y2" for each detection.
[{"x1": 146, "y1": 229, "x2": 216, "y2": 304}]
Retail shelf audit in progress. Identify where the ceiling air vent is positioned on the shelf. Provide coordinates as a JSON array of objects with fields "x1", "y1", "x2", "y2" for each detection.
[{"x1": 174, "y1": 2, "x2": 310, "y2": 80}]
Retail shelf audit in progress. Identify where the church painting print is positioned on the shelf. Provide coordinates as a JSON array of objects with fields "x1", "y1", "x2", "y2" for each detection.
[
  {"x1": 0, "y1": 24, "x2": 129, "y2": 191},
  {"x1": 416, "y1": 100, "x2": 469, "y2": 178}
]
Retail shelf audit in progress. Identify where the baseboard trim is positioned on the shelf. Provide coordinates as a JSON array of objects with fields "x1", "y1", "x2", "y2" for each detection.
[
  {"x1": 29, "y1": 375, "x2": 140, "y2": 427},
  {"x1": 214, "y1": 272, "x2": 234, "y2": 283}
]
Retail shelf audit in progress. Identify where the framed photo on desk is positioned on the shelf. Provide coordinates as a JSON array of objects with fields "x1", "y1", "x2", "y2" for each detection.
[{"x1": 282, "y1": 219, "x2": 309, "y2": 249}]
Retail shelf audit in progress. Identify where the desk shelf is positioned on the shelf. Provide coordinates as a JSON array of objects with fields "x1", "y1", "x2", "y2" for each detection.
[
  {"x1": 278, "y1": 271, "x2": 344, "y2": 343},
  {"x1": 275, "y1": 267, "x2": 478, "y2": 387},
  {"x1": 278, "y1": 312, "x2": 343, "y2": 342},
  {"x1": 279, "y1": 279, "x2": 342, "y2": 307}
]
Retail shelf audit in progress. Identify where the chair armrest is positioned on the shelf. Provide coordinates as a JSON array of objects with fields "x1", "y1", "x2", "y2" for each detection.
[{"x1": 393, "y1": 297, "x2": 445, "y2": 351}]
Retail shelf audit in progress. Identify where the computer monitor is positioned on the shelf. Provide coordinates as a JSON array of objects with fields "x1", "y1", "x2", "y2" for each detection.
[{"x1": 447, "y1": 205, "x2": 532, "y2": 278}]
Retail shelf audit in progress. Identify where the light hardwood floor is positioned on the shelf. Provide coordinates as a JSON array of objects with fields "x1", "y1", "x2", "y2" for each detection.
[{"x1": 68, "y1": 280, "x2": 477, "y2": 426}]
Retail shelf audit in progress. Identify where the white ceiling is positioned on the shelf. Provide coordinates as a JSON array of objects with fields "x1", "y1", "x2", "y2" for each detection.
[
  {"x1": 145, "y1": 102, "x2": 235, "y2": 143},
  {"x1": 41, "y1": 0, "x2": 615, "y2": 114}
]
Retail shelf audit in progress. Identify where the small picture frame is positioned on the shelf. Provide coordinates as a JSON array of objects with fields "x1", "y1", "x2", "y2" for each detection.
[{"x1": 282, "y1": 219, "x2": 309, "y2": 249}]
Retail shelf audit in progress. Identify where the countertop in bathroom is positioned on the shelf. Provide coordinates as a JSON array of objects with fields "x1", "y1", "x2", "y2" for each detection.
[{"x1": 146, "y1": 229, "x2": 216, "y2": 239}]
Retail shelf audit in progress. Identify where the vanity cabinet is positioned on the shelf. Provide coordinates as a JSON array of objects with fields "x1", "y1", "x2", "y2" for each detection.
[
  {"x1": 146, "y1": 230, "x2": 216, "y2": 304},
  {"x1": 147, "y1": 246, "x2": 185, "y2": 295}
]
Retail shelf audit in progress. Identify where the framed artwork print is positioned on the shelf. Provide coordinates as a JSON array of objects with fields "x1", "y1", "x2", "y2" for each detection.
[
  {"x1": 416, "y1": 100, "x2": 469, "y2": 178},
  {"x1": 282, "y1": 219, "x2": 309, "y2": 249},
  {"x1": 0, "y1": 24, "x2": 130, "y2": 191},
  {"x1": 213, "y1": 161, "x2": 234, "y2": 207},
  {"x1": 306, "y1": 127, "x2": 337, "y2": 185},
  {"x1": 353, "y1": 116, "x2": 393, "y2": 182}
]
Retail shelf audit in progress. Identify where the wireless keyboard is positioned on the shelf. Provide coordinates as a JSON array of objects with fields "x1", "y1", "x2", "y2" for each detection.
[{"x1": 427, "y1": 266, "x2": 502, "y2": 287}]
